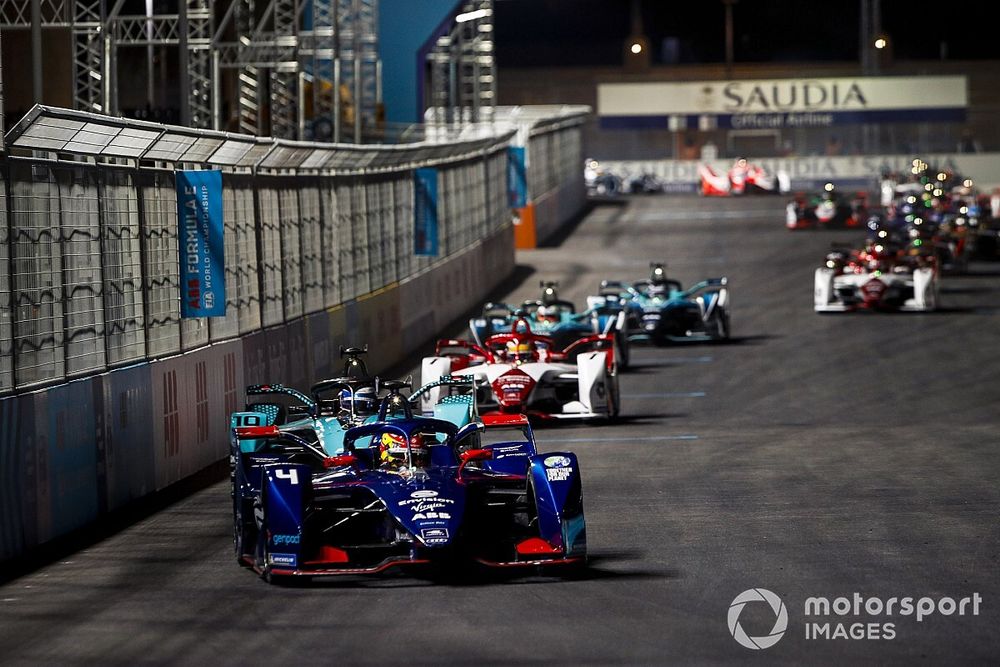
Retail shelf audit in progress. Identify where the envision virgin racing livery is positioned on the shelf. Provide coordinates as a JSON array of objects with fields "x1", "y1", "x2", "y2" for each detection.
[{"x1": 230, "y1": 409, "x2": 586, "y2": 581}]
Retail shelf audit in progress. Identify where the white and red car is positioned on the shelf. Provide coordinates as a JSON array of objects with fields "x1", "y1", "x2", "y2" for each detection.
[
  {"x1": 420, "y1": 318, "x2": 620, "y2": 421},
  {"x1": 814, "y1": 246, "x2": 938, "y2": 313},
  {"x1": 699, "y1": 158, "x2": 790, "y2": 196}
]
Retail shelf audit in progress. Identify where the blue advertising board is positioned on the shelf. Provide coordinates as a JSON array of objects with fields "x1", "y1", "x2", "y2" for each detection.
[
  {"x1": 414, "y1": 167, "x2": 439, "y2": 256},
  {"x1": 507, "y1": 146, "x2": 527, "y2": 208},
  {"x1": 176, "y1": 170, "x2": 225, "y2": 317}
]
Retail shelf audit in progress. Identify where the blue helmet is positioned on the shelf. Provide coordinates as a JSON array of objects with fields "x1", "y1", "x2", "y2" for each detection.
[{"x1": 339, "y1": 386, "x2": 376, "y2": 413}]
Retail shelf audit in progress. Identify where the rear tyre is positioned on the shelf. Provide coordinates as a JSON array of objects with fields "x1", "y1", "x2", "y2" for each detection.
[
  {"x1": 715, "y1": 308, "x2": 731, "y2": 341},
  {"x1": 233, "y1": 499, "x2": 252, "y2": 566}
]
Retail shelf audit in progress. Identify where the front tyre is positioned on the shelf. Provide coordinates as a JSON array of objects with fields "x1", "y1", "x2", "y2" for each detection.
[
  {"x1": 606, "y1": 362, "x2": 621, "y2": 419},
  {"x1": 614, "y1": 330, "x2": 631, "y2": 371},
  {"x1": 713, "y1": 307, "x2": 731, "y2": 341}
]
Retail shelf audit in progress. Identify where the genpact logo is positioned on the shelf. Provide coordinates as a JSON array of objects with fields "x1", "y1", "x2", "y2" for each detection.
[{"x1": 728, "y1": 588, "x2": 788, "y2": 650}]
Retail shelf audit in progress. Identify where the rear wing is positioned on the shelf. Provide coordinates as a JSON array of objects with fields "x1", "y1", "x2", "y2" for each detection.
[
  {"x1": 562, "y1": 333, "x2": 615, "y2": 359},
  {"x1": 434, "y1": 338, "x2": 492, "y2": 361},
  {"x1": 680, "y1": 277, "x2": 728, "y2": 298},
  {"x1": 245, "y1": 383, "x2": 316, "y2": 418},
  {"x1": 598, "y1": 280, "x2": 634, "y2": 298},
  {"x1": 411, "y1": 374, "x2": 479, "y2": 402},
  {"x1": 232, "y1": 424, "x2": 328, "y2": 460}
]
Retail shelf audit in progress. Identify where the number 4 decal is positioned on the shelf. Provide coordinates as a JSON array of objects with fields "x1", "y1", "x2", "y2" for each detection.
[{"x1": 275, "y1": 468, "x2": 299, "y2": 485}]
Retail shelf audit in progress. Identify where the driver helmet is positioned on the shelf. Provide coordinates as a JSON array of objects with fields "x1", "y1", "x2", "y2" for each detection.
[
  {"x1": 505, "y1": 339, "x2": 537, "y2": 364},
  {"x1": 536, "y1": 305, "x2": 559, "y2": 325},
  {"x1": 378, "y1": 431, "x2": 429, "y2": 470},
  {"x1": 339, "y1": 386, "x2": 376, "y2": 415},
  {"x1": 379, "y1": 431, "x2": 408, "y2": 470}
]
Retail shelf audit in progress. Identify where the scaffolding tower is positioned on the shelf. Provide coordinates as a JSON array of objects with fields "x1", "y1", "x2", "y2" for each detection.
[
  {"x1": 0, "y1": 0, "x2": 107, "y2": 115},
  {"x1": 426, "y1": 0, "x2": 496, "y2": 130},
  {"x1": 1, "y1": 0, "x2": 496, "y2": 143}
]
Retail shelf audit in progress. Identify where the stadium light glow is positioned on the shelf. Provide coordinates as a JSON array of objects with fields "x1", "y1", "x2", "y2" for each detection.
[
  {"x1": 874, "y1": 36, "x2": 887, "y2": 49},
  {"x1": 630, "y1": 42, "x2": 643, "y2": 54},
  {"x1": 456, "y1": 8, "x2": 491, "y2": 23}
]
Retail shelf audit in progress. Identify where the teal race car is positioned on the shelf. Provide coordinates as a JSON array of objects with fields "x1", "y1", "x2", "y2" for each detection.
[
  {"x1": 596, "y1": 263, "x2": 731, "y2": 344},
  {"x1": 231, "y1": 358, "x2": 479, "y2": 458}
]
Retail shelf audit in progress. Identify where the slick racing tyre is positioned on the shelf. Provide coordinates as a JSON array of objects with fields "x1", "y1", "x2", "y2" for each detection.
[
  {"x1": 233, "y1": 498, "x2": 254, "y2": 566},
  {"x1": 713, "y1": 308, "x2": 731, "y2": 341},
  {"x1": 615, "y1": 330, "x2": 631, "y2": 370},
  {"x1": 606, "y1": 362, "x2": 621, "y2": 419}
]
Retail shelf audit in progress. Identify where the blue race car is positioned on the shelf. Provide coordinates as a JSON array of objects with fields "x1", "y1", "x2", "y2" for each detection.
[
  {"x1": 470, "y1": 281, "x2": 631, "y2": 369},
  {"x1": 597, "y1": 263, "x2": 730, "y2": 344},
  {"x1": 230, "y1": 392, "x2": 587, "y2": 582}
]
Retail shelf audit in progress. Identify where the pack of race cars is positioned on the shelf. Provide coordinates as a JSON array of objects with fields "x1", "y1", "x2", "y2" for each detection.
[
  {"x1": 229, "y1": 262, "x2": 731, "y2": 584},
  {"x1": 807, "y1": 160, "x2": 999, "y2": 313}
]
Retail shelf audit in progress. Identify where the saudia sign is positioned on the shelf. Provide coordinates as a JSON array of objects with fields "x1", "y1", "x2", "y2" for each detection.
[
  {"x1": 597, "y1": 76, "x2": 967, "y2": 129},
  {"x1": 720, "y1": 80, "x2": 867, "y2": 111}
]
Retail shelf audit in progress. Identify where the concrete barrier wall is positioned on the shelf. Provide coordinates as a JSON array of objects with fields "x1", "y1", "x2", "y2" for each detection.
[{"x1": 532, "y1": 175, "x2": 587, "y2": 245}]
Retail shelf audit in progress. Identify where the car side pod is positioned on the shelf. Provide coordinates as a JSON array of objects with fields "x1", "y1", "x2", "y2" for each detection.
[
  {"x1": 814, "y1": 267, "x2": 840, "y2": 312},
  {"x1": 574, "y1": 350, "x2": 608, "y2": 414},
  {"x1": 911, "y1": 266, "x2": 938, "y2": 311},
  {"x1": 527, "y1": 453, "x2": 587, "y2": 559},
  {"x1": 420, "y1": 356, "x2": 454, "y2": 413}
]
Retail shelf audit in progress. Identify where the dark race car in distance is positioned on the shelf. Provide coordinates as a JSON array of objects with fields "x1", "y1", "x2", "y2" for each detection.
[{"x1": 786, "y1": 184, "x2": 868, "y2": 229}]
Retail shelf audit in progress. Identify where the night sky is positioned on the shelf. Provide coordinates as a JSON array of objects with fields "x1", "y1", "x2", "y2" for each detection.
[{"x1": 494, "y1": 0, "x2": 997, "y2": 68}]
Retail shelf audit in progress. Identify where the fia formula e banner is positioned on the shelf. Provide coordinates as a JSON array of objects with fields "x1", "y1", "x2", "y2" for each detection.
[
  {"x1": 176, "y1": 170, "x2": 225, "y2": 318},
  {"x1": 414, "y1": 167, "x2": 439, "y2": 256},
  {"x1": 507, "y1": 146, "x2": 528, "y2": 208}
]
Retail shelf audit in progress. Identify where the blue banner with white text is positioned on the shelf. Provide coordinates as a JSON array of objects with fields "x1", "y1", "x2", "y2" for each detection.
[
  {"x1": 414, "y1": 167, "x2": 439, "y2": 256},
  {"x1": 176, "y1": 170, "x2": 225, "y2": 318},
  {"x1": 507, "y1": 146, "x2": 527, "y2": 208}
]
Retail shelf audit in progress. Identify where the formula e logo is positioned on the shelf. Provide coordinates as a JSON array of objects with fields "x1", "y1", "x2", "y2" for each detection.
[
  {"x1": 543, "y1": 455, "x2": 571, "y2": 469},
  {"x1": 728, "y1": 588, "x2": 788, "y2": 650},
  {"x1": 272, "y1": 533, "x2": 300, "y2": 546},
  {"x1": 410, "y1": 490, "x2": 438, "y2": 499}
]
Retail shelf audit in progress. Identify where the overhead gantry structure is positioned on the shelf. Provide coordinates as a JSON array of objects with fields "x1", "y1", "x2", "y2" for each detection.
[{"x1": 0, "y1": 0, "x2": 495, "y2": 143}]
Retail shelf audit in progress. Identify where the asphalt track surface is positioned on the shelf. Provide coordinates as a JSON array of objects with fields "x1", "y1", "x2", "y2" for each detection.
[{"x1": 2, "y1": 195, "x2": 999, "y2": 665}]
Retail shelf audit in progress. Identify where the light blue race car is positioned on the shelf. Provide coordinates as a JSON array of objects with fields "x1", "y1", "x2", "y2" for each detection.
[{"x1": 596, "y1": 263, "x2": 731, "y2": 345}]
